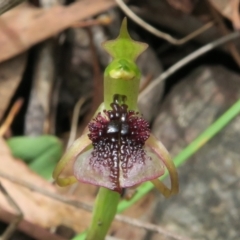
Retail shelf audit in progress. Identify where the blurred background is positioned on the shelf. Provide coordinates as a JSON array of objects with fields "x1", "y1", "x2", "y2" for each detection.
[{"x1": 0, "y1": 0, "x2": 240, "y2": 239}]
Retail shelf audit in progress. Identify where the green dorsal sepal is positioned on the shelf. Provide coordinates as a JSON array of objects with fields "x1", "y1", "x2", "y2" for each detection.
[{"x1": 102, "y1": 18, "x2": 148, "y2": 61}]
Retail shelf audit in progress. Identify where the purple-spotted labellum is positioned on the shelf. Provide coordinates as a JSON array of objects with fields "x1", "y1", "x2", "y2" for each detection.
[{"x1": 73, "y1": 95, "x2": 165, "y2": 193}]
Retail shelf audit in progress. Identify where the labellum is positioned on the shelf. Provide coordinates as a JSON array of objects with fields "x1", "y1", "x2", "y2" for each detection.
[{"x1": 74, "y1": 95, "x2": 164, "y2": 193}]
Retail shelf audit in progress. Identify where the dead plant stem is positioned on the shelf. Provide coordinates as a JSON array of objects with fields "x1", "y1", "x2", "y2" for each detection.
[
  {"x1": 139, "y1": 31, "x2": 240, "y2": 101},
  {"x1": 0, "y1": 98, "x2": 23, "y2": 137},
  {"x1": 115, "y1": 0, "x2": 215, "y2": 45}
]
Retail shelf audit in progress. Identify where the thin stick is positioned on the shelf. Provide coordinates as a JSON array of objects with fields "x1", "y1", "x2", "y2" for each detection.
[
  {"x1": 208, "y1": 1, "x2": 240, "y2": 68},
  {"x1": 0, "y1": 98, "x2": 23, "y2": 137},
  {"x1": 0, "y1": 171, "x2": 92, "y2": 212},
  {"x1": 115, "y1": 0, "x2": 215, "y2": 45},
  {"x1": 139, "y1": 74, "x2": 153, "y2": 93},
  {"x1": 0, "y1": 171, "x2": 190, "y2": 239},
  {"x1": 139, "y1": 31, "x2": 240, "y2": 101},
  {"x1": 67, "y1": 97, "x2": 87, "y2": 149},
  {"x1": 0, "y1": 182, "x2": 23, "y2": 240},
  {"x1": 115, "y1": 214, "x2": 192, "y2": 240}
]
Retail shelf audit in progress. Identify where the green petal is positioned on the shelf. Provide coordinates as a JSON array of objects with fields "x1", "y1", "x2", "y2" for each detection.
[
  {"x1": 52, "y1": 133, "x2": 92, "y2": 186},
  {"x1": 146, "y1": 134, "x2": 179, "y2": 196}
]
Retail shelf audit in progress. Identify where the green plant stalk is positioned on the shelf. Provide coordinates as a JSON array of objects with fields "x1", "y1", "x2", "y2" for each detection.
[{"x1": 85, "y1": 187, "x2": 120, "y2": 240}]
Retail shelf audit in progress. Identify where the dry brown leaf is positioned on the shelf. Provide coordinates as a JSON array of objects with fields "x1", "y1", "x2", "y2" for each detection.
[
  {"x1": 0, "y1": 54, "x2": 27, "y2": 121},
  {"x1": 232, "y1": 0, "x2": 240, "y2": 29},
  {"x1": 167, "y1": 0, "x2": 196, "y2": 13},
  {"x1": 0, "y1": 138, "x2": 93, "y2": 234},
  {"x1": 209, "y1": 0, "x2": 240, "y2": 29},
  {"x1": 208, "y1": 0, "x2": 237, "y2": 19},
  {"x1": 0, "y1": 0, "x2": 116, "y2": 63}
]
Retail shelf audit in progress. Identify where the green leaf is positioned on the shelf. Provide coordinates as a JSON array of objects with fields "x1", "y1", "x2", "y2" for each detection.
[{"x1": 7, "y1": 135, "x2": 63, "y2": 179}]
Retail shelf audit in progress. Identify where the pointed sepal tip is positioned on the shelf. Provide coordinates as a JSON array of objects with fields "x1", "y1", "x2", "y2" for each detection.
[{"x1": 102, "y1": 17, "x2": 148, "y2": 61}]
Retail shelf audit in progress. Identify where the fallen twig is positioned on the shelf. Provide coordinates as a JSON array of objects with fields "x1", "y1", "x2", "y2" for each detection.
[
  {"x1": 139, "y1": 74, "x2": 153, "y2": 93},
  {"x1": 115, "y1": 215, "x2": 193, "y2": 240},
  {"x1": 0, "y1": 170, "x2": 92, "y2": 212},
  {"x1": 115, "y1": 0, "x2": 215, "y2": 45},
  {"x1": 0, "y1": 98, "x2": 23, "y2": 137},
  {"x1": 139, "y1": 31, "x2": 240, "y2": 101},
  {"x1": 67, "y1": 97, "x2": 88, "y2": 149}
]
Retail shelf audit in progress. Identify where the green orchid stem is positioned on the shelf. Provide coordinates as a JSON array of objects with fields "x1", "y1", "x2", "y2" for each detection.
[{"x1": 85, "y1": 187, "x2": 120, "y2": 240}]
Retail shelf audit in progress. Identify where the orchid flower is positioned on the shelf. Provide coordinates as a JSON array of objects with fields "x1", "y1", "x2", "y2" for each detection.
[{"x1": 53, "y1": 18, "x2": 178, "y2": 197}]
